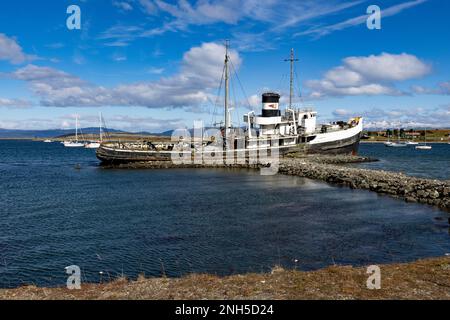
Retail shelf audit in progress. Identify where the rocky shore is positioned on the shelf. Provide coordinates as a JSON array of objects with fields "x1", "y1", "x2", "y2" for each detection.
[
  {"x1": 101, "y1": 155, "x2": 450, "y2": 213},
  {"x1": 1, "y1": 257, "x2": 449, "y2": 300}
]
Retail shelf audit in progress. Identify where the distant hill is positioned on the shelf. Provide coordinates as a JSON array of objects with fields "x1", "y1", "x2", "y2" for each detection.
[{"x1": 0, "y1": 127, "x2": 171, "y2": 139}]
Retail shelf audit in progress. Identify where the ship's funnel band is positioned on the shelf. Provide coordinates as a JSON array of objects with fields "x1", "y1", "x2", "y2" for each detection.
[{"x1": 262, "y1": 110, "x2": 281, "y2": 117}]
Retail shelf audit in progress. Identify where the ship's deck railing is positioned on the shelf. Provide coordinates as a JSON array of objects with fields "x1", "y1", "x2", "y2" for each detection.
[{"x1": 296, "y1": 105, "x2": 316, "y2": 113}]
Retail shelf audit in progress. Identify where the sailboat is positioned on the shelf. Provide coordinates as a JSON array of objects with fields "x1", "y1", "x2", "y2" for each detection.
[
  {"x1": 386, "y1": 129, "x2": 407, "y2": 147},
  {"x1": 85, "y1": 113, "x2": 103, "y2": 149},
  {"x1": 384, "y1": 131, "x2": 393, "y2": 146},
  {"x1": 416, "y1": 128, "x2": 432, "y2": 150},
  {"x1": 64, "y1": 116, "x2": 85, "y2": 148}
]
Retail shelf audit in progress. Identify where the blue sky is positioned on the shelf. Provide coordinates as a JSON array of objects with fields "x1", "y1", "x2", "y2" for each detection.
[{"x1": 0, "y1": 0, "x2": 449, "y2": 131}]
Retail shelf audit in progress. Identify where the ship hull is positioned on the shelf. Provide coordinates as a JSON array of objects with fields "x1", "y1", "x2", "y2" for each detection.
[
  {"x1": 305, "y1": 131, "x2": 361, "y2": 155},
  {"x1": 96, "y1": 146, "x2": 173, "y2": 163},
  {"x1": 97, "y1": 133, "x2": 361, "y2": 164}
]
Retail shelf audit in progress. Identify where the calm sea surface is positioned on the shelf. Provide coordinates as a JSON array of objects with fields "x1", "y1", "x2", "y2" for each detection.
[
  {"x1": 0, "y1": 140, "x2": 449, "y2": 288},
  {"x1": 356, "y1": 143, "x2": 450, "y2": 180}
]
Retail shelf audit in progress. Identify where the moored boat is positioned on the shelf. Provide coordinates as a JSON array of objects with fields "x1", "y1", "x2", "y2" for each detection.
[
  {"x1": 85, "y1": 113, "x2": 104, "y2": 149},
  {"x1": 386, "y1": 142, "x2": 408, "y2": 147},
  {"x1": 64, "y1": 141, "x2": 85, "y2": 148},
  {"x1": 416, "y1": 145, "x2": 432, "y2": 150},
  {"x1": 64, "y1": 116, "x2": 85, "y2": 148},
  {"x1": 85, "y1": 142, "x2": 101, "y2": 149},
  {"x1": 386, "y1": 129, "x2": 407, "y2": 147},
  {"x1": 416, "y1": 128, "x2": 432, "y2": 150}
]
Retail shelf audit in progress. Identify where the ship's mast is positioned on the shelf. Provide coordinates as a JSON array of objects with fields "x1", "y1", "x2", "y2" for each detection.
[
  {"x1": 75, "y1": 115, "x2": 79, "y2": 142},
  {"x1": 224, "y1": 40, "x2": 231, "y2": 143},
  {"x1": 284, "y1": 48, "x2": 299, "y2": 108},
  {"x1": 99, "y1": 112, "x2": 103, "y2": 142}
]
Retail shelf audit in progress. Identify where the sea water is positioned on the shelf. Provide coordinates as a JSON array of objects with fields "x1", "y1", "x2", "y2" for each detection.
[{"x1": 0, "y1": 140, "x2": 448, "y2": 288}]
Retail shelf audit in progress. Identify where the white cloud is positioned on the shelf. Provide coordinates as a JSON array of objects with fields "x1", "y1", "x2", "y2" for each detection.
[
  {"x1": 148, "y1": 67, "x2": 165, "y2": 74},
  {"x1": 271, "y1": 0, "x2": 365, "y2": 31},
  {"x1": 0, "y1": 98, "x2": 32, "y2": 109},
  {"x1": 306, "y1": 53, "x2": 430, "y2": 98},
  {"x1": 332, "y1": 108, "x2": 353, "y2": 117},
  {"x1": 139, "y1": 0, "x2": 158, "y2": 15},
  {"x1": 102, "y1": 0, "x2": 364, "y2": 49},
  {"x1": 150, "y1": 0, "x2": 363, "y2": 28},
  {"x1": 412, "y1": 81, "x2": 450, "y2": 95},
  {"x1": 296, "y1": 0, "x2": 429, "y2": 38},
  {"x1": 11, "y1": 42, "x2": 240, "y2": 109},
  {"x1": 307, "y1": 81, "x2": 399, "y2": 98},
  {"x1": 154, "y1": 0, "x2": 241, "y2": 25},
  {"x1": 0, "y1": 118, "x2": 54, "y2": 130},
  {"x1": 13, "y1": 64, "x2": 84, "y2": 87},
  {"x1": 98, "y1": 23, "x2": 174, "y2": 46},
  {"x1": 112, "y1": 54, "x2": 127, "y2": 62},
  {"x1": 102, "y1": 0, "x2": 428, "y2": 51},
  {"x1": 331, "y1": 105, "x2": 450, "y2": 129},
  {"x1": 113, "y1": 1, "x2": 133, "y2": 11},
  {"x1": 247, "y1": 94, "x2": 259, "y2": 109},
  {"x1": 0, "y1": 33, "x2": 36, "y2": 64},
  {"x1": 343, "y1": 53, "x2": 431, "y2": 82},
  {"x1": 99, "y1": 25, "x2": 145, "y2": 41}
]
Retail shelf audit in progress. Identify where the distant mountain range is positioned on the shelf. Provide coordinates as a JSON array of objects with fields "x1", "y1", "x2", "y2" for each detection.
[{"x1": 0, "y1": 127, "x2": 173, "y2": 138}]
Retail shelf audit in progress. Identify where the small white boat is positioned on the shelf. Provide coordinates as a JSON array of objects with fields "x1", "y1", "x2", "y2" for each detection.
[
  {"x1": 387, "y1": 142, "x2": 408, "y2": 147},
  {"x1": 385, "y1": 141, "x2": 408, "y2": 147},
  {"x1": 64, "y1": 141, "x2": 85, "y2": 148},
  {"x1": 416, "y1": 145, "x2": 432, "y2": 150},
  {"x1": 416, "y1": 128, "x2": 432, "y2": 150},
  {"x1": 386, "y1": 129, "x2": 407, "y2": 147},
  {"x1": 84, "y1": 112, "x2": 104, "y2": 149},
  {"x1": 64, "y1": 116, "x2": 85, "y2": 148},
  {"x1": 405, "y1": 141, "x2": 419, "y2": 145},
  {"x1": 85, "y1": 142, "x2": 101, "y2": 149},
  {"x1": 44, "y1": 139, "x2": 53, "y2": 143}
]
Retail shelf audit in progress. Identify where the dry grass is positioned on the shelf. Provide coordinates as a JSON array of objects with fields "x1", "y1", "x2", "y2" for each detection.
[{"x1": 1, "y1": 257, "x2": 449, "y2": 300}]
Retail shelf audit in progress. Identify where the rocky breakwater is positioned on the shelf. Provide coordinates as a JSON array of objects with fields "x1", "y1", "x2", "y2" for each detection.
[{"x1": 279, "y1": 157, "x2": 450, "y2": 212}]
